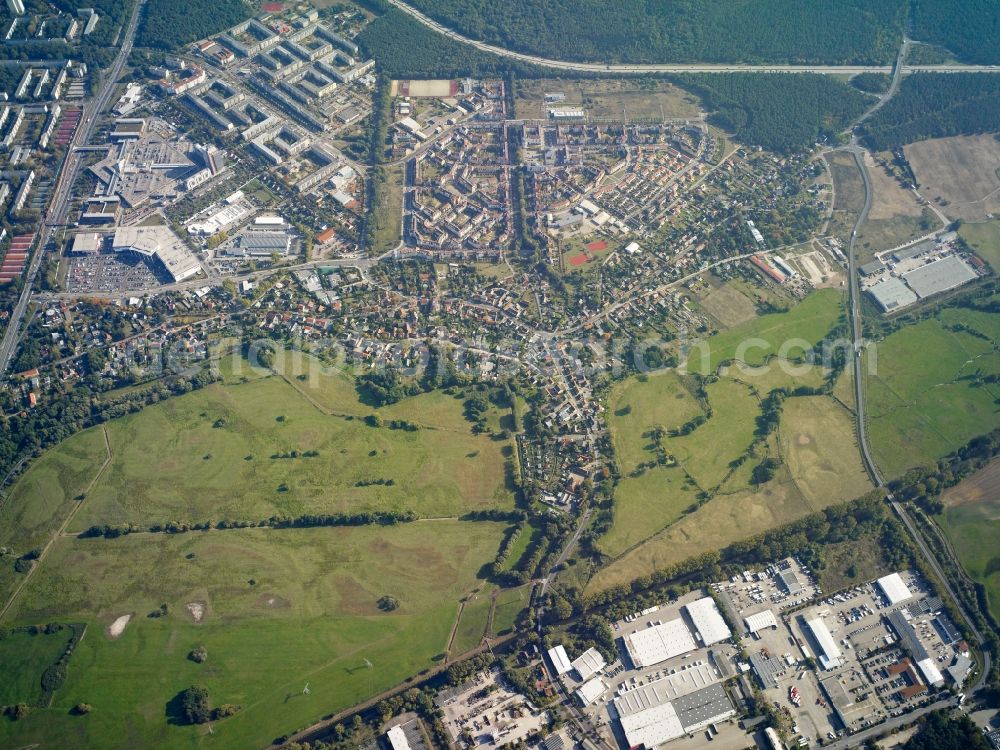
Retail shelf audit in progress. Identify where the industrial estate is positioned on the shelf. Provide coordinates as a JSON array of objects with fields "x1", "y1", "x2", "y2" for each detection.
[{"x1": 0, "y1": 1, "x2": 999, "y2": 750}]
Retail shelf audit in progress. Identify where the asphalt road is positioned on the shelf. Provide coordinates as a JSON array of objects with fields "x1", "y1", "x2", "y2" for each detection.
[
  {"x1": 385, "y1": 0, "x2": 1000, "y2": 76},
  {"x1": 0, "y1": 0, "x2": 148, "y2": 378}
]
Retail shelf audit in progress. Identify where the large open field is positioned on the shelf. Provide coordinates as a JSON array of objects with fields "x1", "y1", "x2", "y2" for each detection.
[
  {"x1": 0, "y1": 521, "x2": 507, "y2": 750},
  {"x1": 588, "y1": 388, "x2": 871, "y2": 590},
  {"x1": 600, "y1": 290, "x2": 865, "y2": 568},
  {"x1": 682, "y1": 287, "x2": 845, "y2": 375},
  {"x1": 514, "y1": 78, "x2": 702, "y2": 121},
  {"x1": 63, "y1": 357, "x2": 515, "y2": 531},
  {"x1": 866, "y1": 308, "x2": 1000, "y2": 478},
  {"x1": 940, "y1": 459, "x2": 1000, "y2": 622},
  {"x1": 698, "y1": 282, "x2": 759, "y2": 329},
  {"x1": 0, "y1": 348, "x2": 524, "y2": 749},
  {"x1": 905, "y1": 134, "x2": 1000, "y2": 222},
  {"x1": 857, "y1": 152, "x2": 938, "y2": 253},
  {"x1": 959, "y1": 219, "x2": 1000, "y2": 272}
]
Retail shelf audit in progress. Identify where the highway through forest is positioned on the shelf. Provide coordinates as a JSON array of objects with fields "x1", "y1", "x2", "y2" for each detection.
[
  {"x1": 385, "y1": 0, "x2": 1000, "y2": 76},
  {"x1": 0, "y1": 0, "x2": 148, "y2": 379}
]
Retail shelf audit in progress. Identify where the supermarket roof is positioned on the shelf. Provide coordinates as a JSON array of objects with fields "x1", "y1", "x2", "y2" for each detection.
[
  {"x1": 867, "y1": 276, "x2": 918, "y2": 312},
  {"x1": 684, "y1": 597, "x2": 731, "y2": 646}
]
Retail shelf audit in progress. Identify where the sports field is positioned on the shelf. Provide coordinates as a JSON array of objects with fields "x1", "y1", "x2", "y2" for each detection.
[
  {"x1": 0, "y1": 521, "x2": 507, "y2": 750},
  {"x1": 63, "y1": 363, "x2": 514, "y2": 530},
  {"x1": 940, "y1": 459, "x2": 1000, "y2": 622},
  {"x1": 866, "y1": 309, "x2": 1000, "y2": 478}
]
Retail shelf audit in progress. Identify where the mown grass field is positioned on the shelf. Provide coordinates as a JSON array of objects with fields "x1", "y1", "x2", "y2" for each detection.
[
  {"x1": 940, "y1": 461, "x2": 1000, "y2": 622},
  {"x1": 65, "y1": 360, "x2": 514, "y2": 531},
  {"x1": 0, "y1": 427, "x2": 109, "y2": 604},
  {"x1": 682, "y1": 287, "x2": 845, "y2": 375},
  {"x1": 0, "y1": 521, "x2": 505, "y2": 750},
  {"x1": 866, "y1": 308, "x2": 1000, "y2": 478},
  {"x1": 0, "y1": 626, "x2": 76, "y2": 706}
]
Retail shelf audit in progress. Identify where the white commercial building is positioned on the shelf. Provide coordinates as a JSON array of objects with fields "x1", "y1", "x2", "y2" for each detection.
[
  {"x1": 877, "y1": 573, "x2": 913, "y2": 606},
  {"x1": 917, "y1": 658, "x2": 944, "y2": 687},
  {"x1": 571, "y1": 647, "x2": 606, "y2": 682},
  {"x1": 547, "y1": 645, "x2": 572, "y2": 676},
  {"x1": 744, "y1": 609, "x2": 778, "y2": 635},
  {"x1": 623, "y1": 618, "x2": 697, "y2": 668},
  {"x1": 575, "y1": 676, "x2": 606, "y2": 706},
  {"x1": 386, "y1": 725, "x2": 413, "y2": 750},
  {"x1": 684, "y1": 597, "x2": 731, "y2": 646},
  {"x1": 615, "y1": 682, "x2": 735, "y2": 749},
  {"x1": 805, "y1": 618, "x2": 842, "y2": 670},
  {"x1": 113, "y1": 226, "x2": 201, "y2": 282}
]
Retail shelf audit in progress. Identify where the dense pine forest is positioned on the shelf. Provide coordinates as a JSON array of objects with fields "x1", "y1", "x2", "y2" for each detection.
[
  {"x1": 675, "y1": 74, "x2": 871, "y2": 153},
  {"x1": 357, "y1": 8, "x2": 544, "y2": 79},
  {"x1": 863, "y1": 73, "x2": 1000, "y2": 149},
  {"x1": 137, "y1": 0, "x2": 252, "y2": 50},
  {"x1": 911, "y1": 0, "x2": 1000, "y2": 65},
  {"x1": 401, "y1": 0, "x2": 907, "y2": 65}
]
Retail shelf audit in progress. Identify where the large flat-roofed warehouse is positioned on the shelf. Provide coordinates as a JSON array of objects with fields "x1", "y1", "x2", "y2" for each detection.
[
  {"x1": 902, "y1": 255, "x2": 978, "y2": 299},
  {"x1": 867, "y1": 277, "x2": 918, "y2": 312},
  {"x1": 623, "y1": 618, "x2": 697, "y2": 668},
  {"x1": 571, "y1": 647, "x2": 606, "y2": 682},
  {"x1": 819, "y1": 673, "x2": 880, "y2": 732},
  {"x1": 225, "y1": 230, "x2": 292, "y2": 257},
  {"x1": 614, "y1": 682, "x2": 735, "y2": 748},
  {"x1": 804, "y1": 617, "x2": 842, "y2": 670},
  {"x1": 683, "y1": 597, "x2": 731, "y2": 646},
  {"x1": 876, "y1": 573, "x2": 913, "y2": 606},
  {"x1": 113, "y1": 226, "x2": 201, "y2": 282}
]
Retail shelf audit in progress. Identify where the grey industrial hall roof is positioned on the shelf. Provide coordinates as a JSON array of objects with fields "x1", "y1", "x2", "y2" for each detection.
[
  {"x1": 903, "y1": 255, "x2": 977, "y2": 299},
  {"x1": 867, "y1": 277, "x2": 918, "y2": 312},
  {"x1": 749, "y1": 652, "x2": 785, "y2": 689},
  {"x1": 672, "y1": 683, "x2": 734, "y2": 729},
  {"x1": 779, "y1": 568, "x2": 803, "y2": 595}
]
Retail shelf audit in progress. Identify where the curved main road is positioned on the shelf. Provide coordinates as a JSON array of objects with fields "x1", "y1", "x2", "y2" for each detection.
[{"x1": 386, "y1": 0, "x2": 1000, "y2": 76}]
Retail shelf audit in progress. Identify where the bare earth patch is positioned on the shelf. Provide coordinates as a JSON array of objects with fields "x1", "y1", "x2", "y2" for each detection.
[
  {"x1": 942, "y1": 458, "x2": 1000, "y2": 515},
  {"x1": 107, "y1": 614, "x2": 131, "y2": 639},
  {"x1": 185, "y1": 602, "x2": 206, "y2": 623}
]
